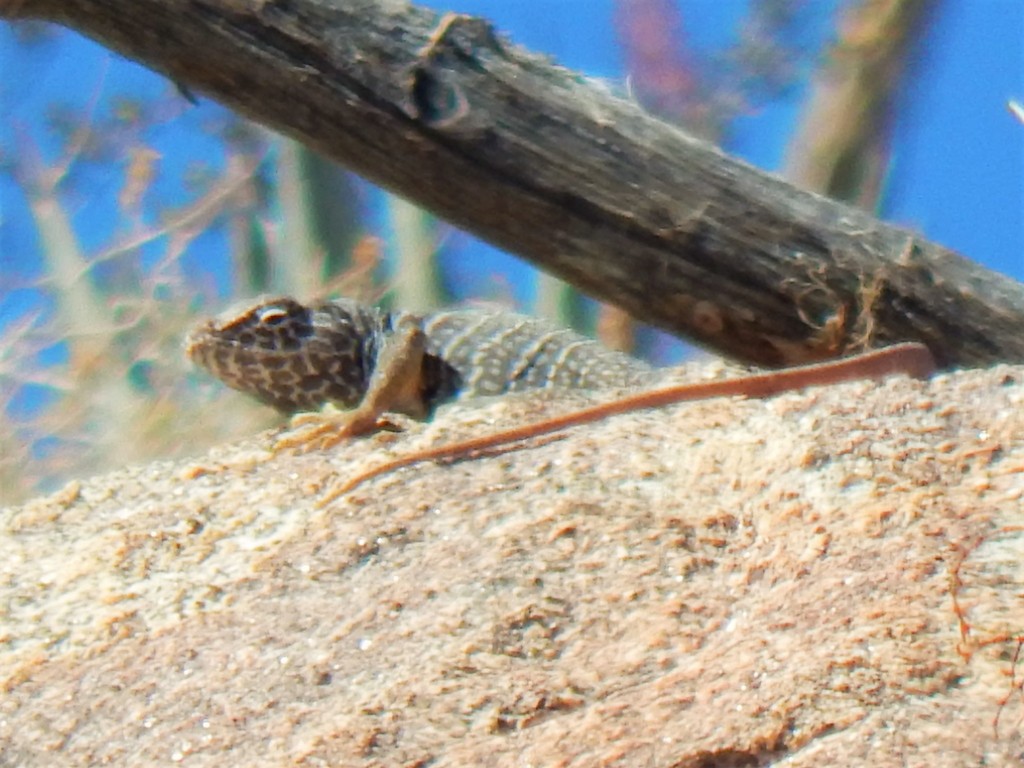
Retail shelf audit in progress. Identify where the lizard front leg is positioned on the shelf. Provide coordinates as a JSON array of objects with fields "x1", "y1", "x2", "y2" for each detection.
[{"x1": 276, "y1": 314, "x2": 429, "y2": 451}]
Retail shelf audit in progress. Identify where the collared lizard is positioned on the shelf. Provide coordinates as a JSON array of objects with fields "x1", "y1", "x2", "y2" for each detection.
[{"x1": 187, "y1": 296, "x2": 936, "y2": 503}]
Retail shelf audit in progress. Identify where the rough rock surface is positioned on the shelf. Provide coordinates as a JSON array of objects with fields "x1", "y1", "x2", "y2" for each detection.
[{"x1": 3, "y1": 363, "x2": 1024, "y2": 766}]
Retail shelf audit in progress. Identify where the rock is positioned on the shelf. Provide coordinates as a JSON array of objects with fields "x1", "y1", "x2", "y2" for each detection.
[{"x1": 3, "y1": 365, "x2": 1023, "y2": 765}]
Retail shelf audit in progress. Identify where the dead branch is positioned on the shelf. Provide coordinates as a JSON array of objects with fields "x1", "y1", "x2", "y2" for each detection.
[{"x1": 4, "y1": 0, "x2": 1023, "y2": 367}]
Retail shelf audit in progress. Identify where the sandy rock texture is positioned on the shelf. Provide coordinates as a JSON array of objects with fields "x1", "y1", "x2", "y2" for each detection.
[{"x1": 2, "y1": 363, "x2": 1024, "y2": 766}]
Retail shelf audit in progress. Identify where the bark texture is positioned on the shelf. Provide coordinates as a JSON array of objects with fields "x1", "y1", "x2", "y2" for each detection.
[
  {"x1": 3, "y1": 0, "x2": 1023, "y2": 367},
  {"x1": 3, "y1": 364, "x2": 1024, "y2": 765}
]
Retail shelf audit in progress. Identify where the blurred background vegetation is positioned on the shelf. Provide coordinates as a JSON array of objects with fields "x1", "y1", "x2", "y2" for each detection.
[{"x1": 1, "y1": 0, "x2": 1020, "y2": 504}]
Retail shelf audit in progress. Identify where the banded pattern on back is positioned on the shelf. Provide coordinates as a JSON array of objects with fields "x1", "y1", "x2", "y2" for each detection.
[{"x1": 420, "y1": 309, "x2": 653, "y2": 402}]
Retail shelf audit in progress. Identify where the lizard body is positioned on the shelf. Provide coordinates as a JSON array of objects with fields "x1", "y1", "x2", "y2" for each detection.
[{"x1": 186, "y1": 296, "x2": 654, "y2": 427}]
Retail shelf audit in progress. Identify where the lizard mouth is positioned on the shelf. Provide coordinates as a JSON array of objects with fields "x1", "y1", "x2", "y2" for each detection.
[{"x1": 186, "y1": 330, "x2": 323, "y2": 413}]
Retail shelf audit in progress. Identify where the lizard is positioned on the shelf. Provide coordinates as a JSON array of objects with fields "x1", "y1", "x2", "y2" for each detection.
[{"x1": 186, "y1": 296, "x2": 937, "y2": 503}]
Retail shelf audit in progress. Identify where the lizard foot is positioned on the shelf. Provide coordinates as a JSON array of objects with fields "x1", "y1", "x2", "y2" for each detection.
[{"x1": 274, "y1": 407, "x2": 406, "y2": 453}]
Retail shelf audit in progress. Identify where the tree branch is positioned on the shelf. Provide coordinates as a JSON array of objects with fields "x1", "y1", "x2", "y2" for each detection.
[{"x1": 4, "y1": 0, "x2": 1023, "y2": 367}]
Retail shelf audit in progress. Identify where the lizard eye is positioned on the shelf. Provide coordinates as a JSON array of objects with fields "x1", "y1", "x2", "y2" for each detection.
[{"x1": 257, "y1": 306, "x2": 290, "y2": 325}]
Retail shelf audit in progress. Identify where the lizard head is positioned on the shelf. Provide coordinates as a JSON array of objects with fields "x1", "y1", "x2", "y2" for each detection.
[{"x1": 186, "y1": 297, "x2": 371, "y2": 413}]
